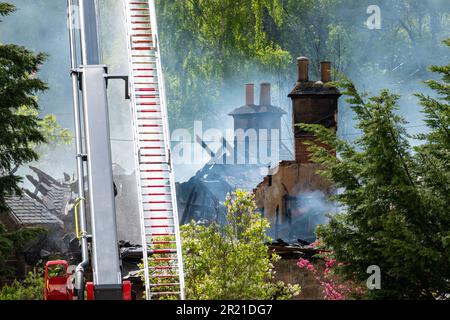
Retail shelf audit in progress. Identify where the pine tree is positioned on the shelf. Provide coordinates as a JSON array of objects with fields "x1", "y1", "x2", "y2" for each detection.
[
  {"x1": 300, "y1": 39, "x2": 450, "y2": 299},
  {"x1": 414, "y1": 39, "x2": 450, "y2": 218},
  {"x1": 0, "y1": 3, "x2": 48, "y2": 275}
]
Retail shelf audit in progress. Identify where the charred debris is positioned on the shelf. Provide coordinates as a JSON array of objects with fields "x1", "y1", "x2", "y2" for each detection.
[
  {"x1": 1, "y1": 165, "x2": 142, "y2": 281},
  {"x1": 177, "y1": 58, "x2": 341, "y2": 245}
]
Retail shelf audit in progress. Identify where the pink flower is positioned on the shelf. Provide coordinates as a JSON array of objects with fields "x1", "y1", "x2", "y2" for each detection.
[
  {"x1": 323, "y1": 282, "x2": 345, "y2": 300},
  {"x1": 325, "y1": 258, "x2": 337, "y2": 268},
  {"x1": 298, "y1": 250, "x2": 362, "y2": 300},
  {"x1": 297, "y1": 258, "x2": 310, "y2": 269},
  {"x1": 306, "y1": 264, "x2": 315, "y2": 272},
  {"x1": 298, "y1": 258, "x2": 317, "y2": 273}
]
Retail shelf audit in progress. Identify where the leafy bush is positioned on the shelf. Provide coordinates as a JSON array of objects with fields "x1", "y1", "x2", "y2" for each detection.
[
  {"x1": 181, "y1": 190, "x2": 300, "y2": 300},
  {"x1": 0, "y1": 271, "x2": 44, "y2": 300}
]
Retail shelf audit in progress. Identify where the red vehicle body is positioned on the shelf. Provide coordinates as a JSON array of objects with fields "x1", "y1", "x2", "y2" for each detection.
[
  {"x1": 44, "y1": 260, "x2": 73, "y2": 301},
  {"x1": 44, "y1": 260, "x2": 132, "y2": 300}
]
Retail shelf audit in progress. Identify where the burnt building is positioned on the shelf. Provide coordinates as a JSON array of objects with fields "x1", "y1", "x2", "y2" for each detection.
[
  {"x1": 0, "y1": 165, "x2": 144, "y2": 282},
  {"x1": 25, "y1": 167, "x2": 73, "y2": 217},
  {"x1": 1, "y1": 168, "x2": 71, "y2": 279},
  {"x1": 177, "y1": 164, "x2": 266, "y2": 225},
  {"x1": 254, "y1": 57, "x2": 341, "y2": 242},
  {"x1": 177, "y1": 63, "x2": 340, "y2": 242},
  {"x1": 178, "y1": 82, "x2": 289, "y2": 225}
]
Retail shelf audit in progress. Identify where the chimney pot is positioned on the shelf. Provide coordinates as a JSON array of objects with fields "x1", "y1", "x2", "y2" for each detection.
[
  {"x1": 313, "y1": 80, "x2": 324, "y2": 88},
  {"x1": 260, "y1": 83, "x2": 271, "y2": 106},
  {"x1": 321, "y1": 61, "x2": 332, "y2": 83},
  {"x1": 297, "y1": 56, "x2": 309, "y2": 82},
  {"x1": 245, "y1": 83, "x2": 255, "y2": 105}
]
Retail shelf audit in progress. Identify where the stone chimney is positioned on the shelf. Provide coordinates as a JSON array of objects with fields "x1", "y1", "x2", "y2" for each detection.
[
  {"x1": 288, "y1": 58, "x2": 341, "y2": 163},
  {"x1": 229, "y1": 83, "x2": 287, "y2": 164}
]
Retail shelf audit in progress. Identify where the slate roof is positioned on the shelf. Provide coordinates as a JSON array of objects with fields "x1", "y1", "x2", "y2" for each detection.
[
  {"x1": 5, "y1": 194, "x2": 63, "y2": 226},
  {"x1": 42, "y1": 182, "x2": 72, "y2": 215}
]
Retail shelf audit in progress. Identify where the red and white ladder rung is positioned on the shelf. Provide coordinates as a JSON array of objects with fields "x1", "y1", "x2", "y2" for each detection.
[{"x1": 123, "y1": 0, "x2": 185, "y2": 300}]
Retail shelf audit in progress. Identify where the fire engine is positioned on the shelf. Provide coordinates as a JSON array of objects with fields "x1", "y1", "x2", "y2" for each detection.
[{"x1": 44, "y1": 0, "x2": 184, "y2": 300}]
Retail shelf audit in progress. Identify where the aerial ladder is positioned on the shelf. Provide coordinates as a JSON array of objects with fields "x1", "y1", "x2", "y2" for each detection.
[{"x1": 45, "y1": 0, "x2": 184, "y2": 300}]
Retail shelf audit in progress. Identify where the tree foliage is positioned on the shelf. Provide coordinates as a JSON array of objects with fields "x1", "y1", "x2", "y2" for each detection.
[
  {"x1": 181, "y1": 190, "x2": 300, "y2": 300},
  {"x1": 0, "y1": 270, "x2": 44, "y2": 300},
  {"x1": 0, "y1": 3, "x2": 48, "y2": 204},
  {"x1": 14, "y1": 105, "x2": 73, "y2": 172},
  {"x1": 154, "y1": 0, "x2": 450, "y2": 130},
  {"x1": 0, "y1": 2, "x2": 13, "y2": 18},
  {"x1": 297, "y1": 246, "x2": 365, "y2": 300},
  {"x1": 0, "y1": 222, "x2": 46, "y2": 277},
  {"x1": 0, "y1": 2, "x2": 50, "y2": 277},
  {"x1": 157, "y1": 0, "x2": 291, "y2": 129},
  {"x1": 298, "y1": 40, "x2": 450, "y2": 299}
]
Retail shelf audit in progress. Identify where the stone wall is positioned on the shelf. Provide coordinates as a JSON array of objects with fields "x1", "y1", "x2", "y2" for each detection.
[
  {"x1": 255, "y1": 162, "x2": 332, "y2": 223},
  {"x1": 273, "y1": 258, "x2": 324, "y2": 300}
]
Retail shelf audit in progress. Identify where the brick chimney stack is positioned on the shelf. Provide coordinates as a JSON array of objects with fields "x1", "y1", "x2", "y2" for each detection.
[
  {"x1": 245, "y1": 83, "x2": 255, "y2": 106},
  {"x1": 288, "y1": 58, "x2": 341, "y2": 163},
  {"x1": 297, "y1": 57, "x2": 309, "y2": 82},
  {"x1": 320, "y1": 61, "x2": 332, "y2": 83},
  {"x1": 260, "y1": 83, "x2": 271, "y2": 106}
]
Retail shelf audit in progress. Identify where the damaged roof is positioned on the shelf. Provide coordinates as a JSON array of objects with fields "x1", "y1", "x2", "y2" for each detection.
[
  {"x1": 268, "y1": 239, "x2": 320, "y2": 259},
  {"x1": 229, "y1": 104, "x2": 286, "y2": 116},
  {"x1": 178, "y1": 164, "x2": 268, "y2": 225},
  {"x1": 198, "y1": 163, "x2": 267, "y2": 193},
  {"x1": 289, "y1": 81, "x2": 341, "y2": 97},
  {"x1": 26, "y1": 166, "x2": 72, "y2": 216},
  {"x1": 5, "y1": 194, "x2": 64, "y2": 227}
]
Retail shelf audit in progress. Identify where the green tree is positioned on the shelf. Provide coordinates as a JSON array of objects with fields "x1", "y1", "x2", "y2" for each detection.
[
  {"x1": 0, "y1": 2, "x2": 49, "y2": 276},
  {"x1": 0, "y1": 2, "x2": 13, "y2": 17},
  {"x1": 181, "y1": 190, "x2": 300, "y2": 300},
  {"x1": 0, "y1": 3, "x2": 47, "y2": 204},
  {"x1": 414, "y1": 39, "x2": 450, "y2": 206},
  {"x1": 298, "y1": 40, "x2": 450, "y2": 299},
  {"x1": 0, "y1": 223, "x2": 45, "y2": 277},
  {"x1": 156, "y1": 0, "x2": 291, "y2": 129},
  {"x1": 0, "y1": 270, "x2": 44, "y2": 300},
  {"x1": 151, "y1": 0, "x2": 449, "y2": 132},
  {"x1": 13, "y1": 105, "x2": 73, "y2": 174}
]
